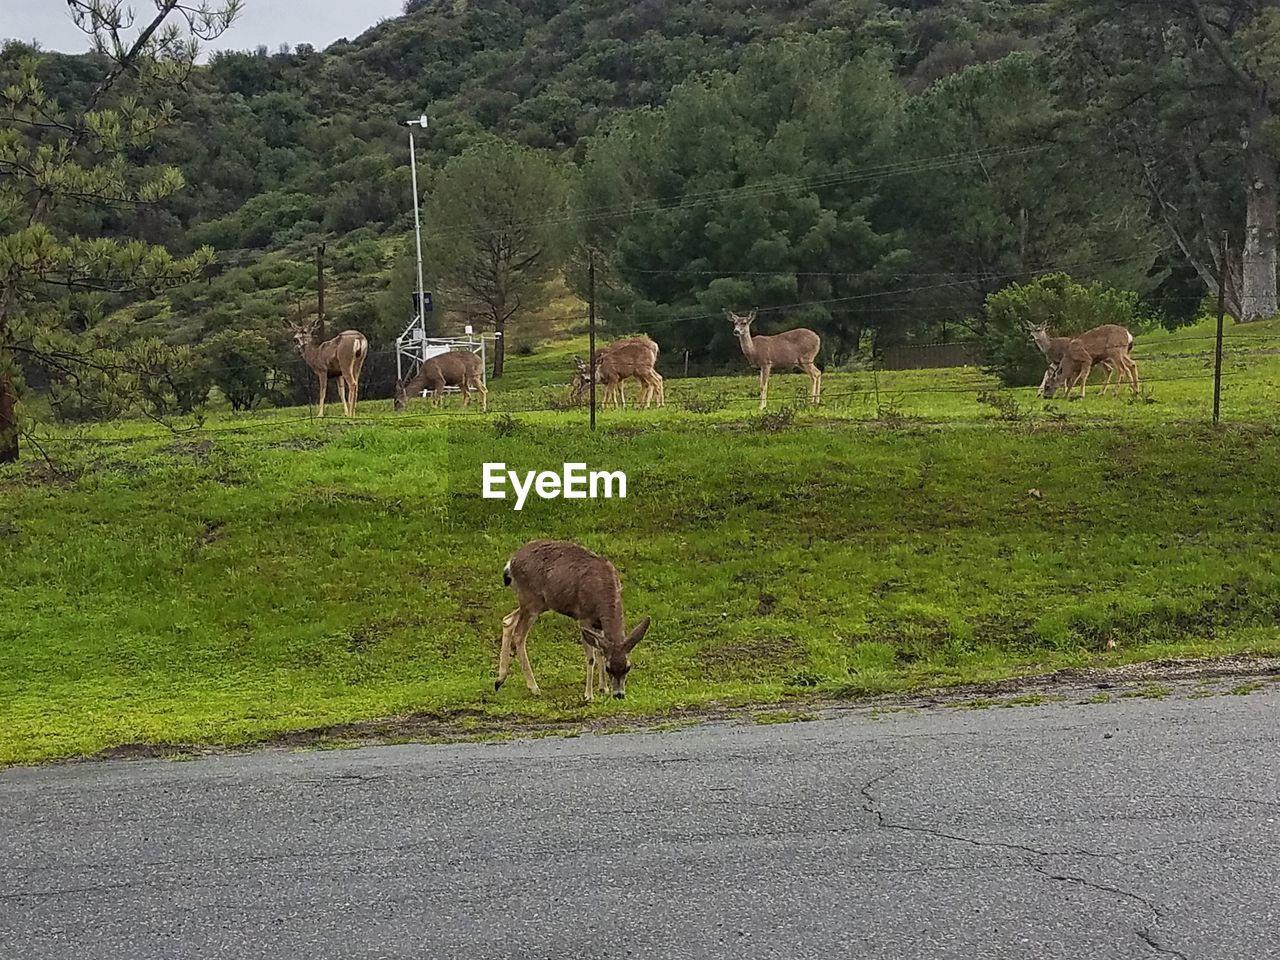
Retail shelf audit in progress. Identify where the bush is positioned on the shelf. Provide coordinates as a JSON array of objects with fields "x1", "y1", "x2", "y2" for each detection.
[
  {"x1": 980, "y1": 273, "x2": 1140, "y2": 386},
  {"x1": 204, "y1": 330, "x2": 274, "y2": 411}
]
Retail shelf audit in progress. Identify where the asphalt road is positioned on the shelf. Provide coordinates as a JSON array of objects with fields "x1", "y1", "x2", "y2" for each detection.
[{"x1": 3, "y1": 683, "x2": 1279, "y2": 960}]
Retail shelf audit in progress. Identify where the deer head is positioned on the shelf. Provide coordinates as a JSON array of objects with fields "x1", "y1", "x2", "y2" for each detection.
[
  {"x1": 392, "y1": 378, "x2": 409, "y2": 412},
  {"x1": 727, "y1": 308, "x2": 758, "y2": 338},
  {"x1": 569, "y1": 356, "x2": 593, "y2": 402},
  {"x1": 285, "y1": 318, "x2": 319, "y2": 353},
  {"x1": 588, "y1": 617, "x2": 651, "y2": 698},
  {"x1": 1023, "y1": 320, "x2": 1051, "y2": 347}
]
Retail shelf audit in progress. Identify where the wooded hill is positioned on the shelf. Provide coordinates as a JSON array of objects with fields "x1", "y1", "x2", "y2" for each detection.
[{"x1": 4, "y1": 0, "x2": 1274, "y2": 420}]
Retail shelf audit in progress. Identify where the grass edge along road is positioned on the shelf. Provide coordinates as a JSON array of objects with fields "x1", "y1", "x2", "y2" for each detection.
[{"x1": 4, "y1": 406, "x2": 1280, "y2": 765}]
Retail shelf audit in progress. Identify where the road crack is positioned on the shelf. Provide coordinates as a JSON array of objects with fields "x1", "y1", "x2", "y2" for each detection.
[{"x1": 860, "y1": 767, "x2": 1189, "y2": 960}]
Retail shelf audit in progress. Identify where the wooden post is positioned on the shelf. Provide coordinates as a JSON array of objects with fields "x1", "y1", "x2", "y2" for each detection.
[{"x1": 315, "y1": 243, "x2": 326, "y2": 336}]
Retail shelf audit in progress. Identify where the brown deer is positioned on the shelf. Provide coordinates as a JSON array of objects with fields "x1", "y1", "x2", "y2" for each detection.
[
  {"x1": 1026, "y1": 322, "x2": 1138, "y2": 397},
  {"x1": 1043, "y1": 338, "x2": 1095, "y2": 400},
  {"x1": 496, "y1": 539, "x2": 651, "y2": 701},
  {"x1": 394, "y1": 350, "x2": 488, "y2": 412},
  {"x1": 287, "y1": 319, "x2": 369, "y2": 417},
  {"x1": 728, "y1": 309, "x2": 821, "y2": 410},
  {"x1": 570, "y1": 336, "x2": 664, "y2": 409}
]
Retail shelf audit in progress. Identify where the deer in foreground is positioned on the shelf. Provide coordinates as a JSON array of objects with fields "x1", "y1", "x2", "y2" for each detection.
[
  {"x1": 496, "y1": 539, "x2": 651, "y2": 701},
  {"x1": 570, "y1": 336, "x2": 665, "y2": 409},
  {"x1": 287, "y1": 319, "x2": 369, "y2": 417},
  {"x1": 728, "y1": 309, "x2": 821, "y2": 410},
  {"x1": 1026, "y1": 322, "x2": 1138, "y2": 397},
  {"x1": 394, "y1": 350, "x2": 488, "y2": 412}
]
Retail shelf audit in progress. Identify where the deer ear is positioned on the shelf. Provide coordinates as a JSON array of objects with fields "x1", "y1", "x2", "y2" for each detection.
[
  {"x1": 623, "y1": 616, "x2": 650, "y2": 653},
  {"x1": 748, "y1": 308, "x2": 757, "y2": 321}
]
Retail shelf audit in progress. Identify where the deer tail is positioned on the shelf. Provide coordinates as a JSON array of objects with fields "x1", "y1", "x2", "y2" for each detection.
[{"x1": 502, "y1": 561, "x2": 513, "y2": 587}]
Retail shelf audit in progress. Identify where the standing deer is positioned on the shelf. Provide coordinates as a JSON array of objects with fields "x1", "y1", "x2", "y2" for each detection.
[
  {"x1": 1026, "y1": 322, "x2": 1138, "y2": 397},
  {"x1": 287, "y1": 319, "x2": 369, "y2": 417},
  {"x1": 394, "y1": 350, "x2": 488, "y2": 412},
  {"x1": 496, "y1": 539, "x2": 651, "y2": 701},
  {"x1": 570, "y1": 336, "x2": 664, "y2": 409},
  {"x1": 728, "y1": 309, "x2": 822, "y2": 410}
]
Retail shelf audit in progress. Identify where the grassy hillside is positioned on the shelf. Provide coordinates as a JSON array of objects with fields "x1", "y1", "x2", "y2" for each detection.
[{"x1": 5, "y1": 323, "x2": 1280, "y2": 763}]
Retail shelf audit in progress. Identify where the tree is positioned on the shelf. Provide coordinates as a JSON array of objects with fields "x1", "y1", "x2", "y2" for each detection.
[
  {"x1": 0, "y1": 0, "x2": 239, "y2": 462},
  {"x1": 1060, "y1": 0, "x2": 1280, "y2": 321},
  {"x1": 423, "y1": 140, "x2": 571, "y2": 377},
  {"x1": 887, "y1": 52, "x2": 1159, "y2": 337},
  {"x1": 205, "y1": 329, "x2": 272, "y2": 410},
  {"x1": 576, "y1": 34, "x2": 908, "y2": 365}
]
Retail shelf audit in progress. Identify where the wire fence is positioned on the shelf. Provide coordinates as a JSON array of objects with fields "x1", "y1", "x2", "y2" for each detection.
[{"x1": 19, "y1": 338, "x2": 1280, "y2": 456}]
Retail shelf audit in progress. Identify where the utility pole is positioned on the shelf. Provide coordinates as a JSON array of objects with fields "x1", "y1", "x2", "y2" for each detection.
[
  {"x1": 315, "y1": 243, "x2": 326, "y2": 335},
  {"x1": 589, "y1": 252, "x2": 597, "y2": 431},
  {"x1": 1214, "y1": 230, "x2": 1227, "y2": 425}
]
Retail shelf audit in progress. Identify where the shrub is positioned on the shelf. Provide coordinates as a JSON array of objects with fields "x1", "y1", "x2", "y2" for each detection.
[
  {"x1": 980, "y1": 273, "x2": 1139, "y2": 386},
  {"x1": 204, "y1": 330, "x2": 274, "y2": 411}
]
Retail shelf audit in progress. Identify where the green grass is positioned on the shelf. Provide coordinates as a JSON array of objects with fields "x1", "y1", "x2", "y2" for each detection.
[
  {"x1": 4, "y1": 314, "x2": 1280, "y2": 764},
  {"x1": 483, "y1": 312, "x2": 1280, "y2": 425}
]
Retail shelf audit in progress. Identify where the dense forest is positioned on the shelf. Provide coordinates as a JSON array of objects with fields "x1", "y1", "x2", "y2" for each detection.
[{"x1": 3, "y1": 0, "x2": 1278, "y2": 447}]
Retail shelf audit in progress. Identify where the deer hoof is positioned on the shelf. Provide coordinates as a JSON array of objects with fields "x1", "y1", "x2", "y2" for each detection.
[{"x1": 494, "y1": 679, "x2": 504, "y2": 691}]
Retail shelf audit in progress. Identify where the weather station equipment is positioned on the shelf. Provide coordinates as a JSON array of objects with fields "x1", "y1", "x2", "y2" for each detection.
[{"x1": 394, "y1": 112, "x2": 498, "y2": 393}]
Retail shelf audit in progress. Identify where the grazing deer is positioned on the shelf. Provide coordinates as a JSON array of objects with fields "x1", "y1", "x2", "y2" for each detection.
[
  {"x1": 394, "y1": 350, "x2": 488, "y2": 412},
  {"x1": 287, "y1": 319, "x2": 369, "y2": 417},
  {"x1": 1043, "y1": 338, "x2": 1095, "y2": 400},
  {"x1": 1026, "y1": 322, "x2": 1138, "y2": 397},
  {"x1": 1083, "y1": 325, "x2": 1140, "y2": 396},
  {"x1": 570, "y1": 336, "x2": 665, "y2": 409},
  {"x1": 728, "y1": 309, "x2": 821, "y2": 410},
  {"x1": 496, "y1": 539, "x2": 651, "y2": 701}
]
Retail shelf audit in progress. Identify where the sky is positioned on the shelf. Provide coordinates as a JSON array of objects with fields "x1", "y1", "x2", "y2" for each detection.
[{"x1": 2, "y1": 0, "x2": 408, "y2": 58}]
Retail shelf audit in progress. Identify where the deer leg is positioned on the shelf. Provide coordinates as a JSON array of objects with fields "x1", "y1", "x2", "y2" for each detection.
[
  {"x1": 316, "y1": 371, "x2": 328, "y2": 417},
  {"x1": 758, "y1": 366, "x2": 770, "y2": 411},
  {"x1": 1125, "y1": 355, "x2": 1141, "y2": 394},
  {"x1": 580, "y1": 635, "x2": 598, "y2": 702},
  {"x1": 1076, "y1": 364, "x2": 1091, "y2": 400},
  {"x1": 337, "y1": 375, "x2": 349, "y2": 416},
  {"x1": 349, "y1": 373, "x2": 360, "y2": 415},
  {"x1": 460, "y1": 383, "x2": 471, "y2": 408},
  {"x1": 513, "y1": 626, "x2": 541, "y2": 696},
  {"x1": 496, "y1": 609, "x2": 519, "y2": 690},
  {"x1": 803, "y1": 362, "x2": 821, "y2": 404},
  {"x1": 655, "y1": 372, "x2": 665, "y2": 407},
  {"x1": 1037, "y1": 366, "x2": 1051, "y2": 398},
  {"x1": 477, "y1": 379, "x2": 488, "y2": 413},
  {"x1": 433, "y1": 386, "x2": 444, "y2": 408},
  {"x1": 497, "y1": 608, "x2": 540, "y2": 695}
]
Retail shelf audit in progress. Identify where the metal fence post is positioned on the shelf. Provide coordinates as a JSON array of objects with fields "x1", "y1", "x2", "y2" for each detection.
[{"x1": 1214, "y1": 231, "x2": 1226, "y2": 425}]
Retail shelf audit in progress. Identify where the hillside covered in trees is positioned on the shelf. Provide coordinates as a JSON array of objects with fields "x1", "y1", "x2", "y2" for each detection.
[{"x1": 3, "y1": 0, "x2": 1276, "y2": 441}]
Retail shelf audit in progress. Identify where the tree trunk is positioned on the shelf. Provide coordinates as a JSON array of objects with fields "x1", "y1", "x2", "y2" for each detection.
[
  {"x1": 492, "y1": 319, "x2": 505, "y2": 378},
  {"x1": 1241, "y1": 98, "x2": 1279, "y2": 321},
  {"x1": 0, "y1": 369, "x2": 17, "y2": 464}
]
